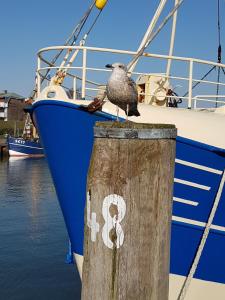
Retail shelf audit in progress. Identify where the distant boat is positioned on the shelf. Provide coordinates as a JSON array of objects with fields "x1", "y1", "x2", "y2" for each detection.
[
  {"x1": 7, "y1": 114, "x2": 44, "y2": 157},
  {"x1": 7, "y1": 136, "x2": 44, "y2": 157}
]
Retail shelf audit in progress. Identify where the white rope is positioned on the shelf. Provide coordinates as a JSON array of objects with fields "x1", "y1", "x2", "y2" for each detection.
[{"x1": 177, "y1": 170, "x2": 225, "y2": 300}]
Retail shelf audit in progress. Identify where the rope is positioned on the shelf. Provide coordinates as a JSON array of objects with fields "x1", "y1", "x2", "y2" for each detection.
[
  {"x1": 76, "y1": 8, "x2": 103, "y2": 48},
  {"x1": 222, "y1": 67, "x2": 225, "y2": 76},
  {"x1": 30, "y1": 1, "x2": 96, "y2": 98},
  {"x1": 217, "y1": 0, "x2": 221, "y2": 49},
  {"x1": 71, "y1": 0, "x2": 96, "y2": 45},
  {"x1": 86, "y1": 8, "x2": 103, "y2": 36},
  {"x1": 54, "y1": 5, "x2": 105, "y2": 84},
  {"x1": 177, "y1": 170, "x2": 225, "y2": 300},
  {"x1": 216, "y1": 0, "x2": 222, "y2": 107},
  {"x1": 216, "y1": 65, "x2": 221, "y2": 107},
  {"x1": 182, "y1": 0, "x2": 223, "y2": 100}
]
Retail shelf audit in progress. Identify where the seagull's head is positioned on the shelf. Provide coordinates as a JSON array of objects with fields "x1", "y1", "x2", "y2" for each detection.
[{"x1": 105, "y1": 62, "x2": 127, "y2": 72}]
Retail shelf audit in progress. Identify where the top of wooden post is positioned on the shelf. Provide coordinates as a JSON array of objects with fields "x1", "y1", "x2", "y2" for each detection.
[{"x1": 94, "y1": 121, "x2": 177, "y2": 140}]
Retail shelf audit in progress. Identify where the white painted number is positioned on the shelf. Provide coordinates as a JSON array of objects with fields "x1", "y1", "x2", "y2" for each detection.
[
  {"x1": 87, "y1": 193, "x2": 126, "y2": 249},
  {"x1": 102, "y1": 194, "x2": 126, "y2": 249},
  {"x1": 87, "y1": 192, "x2": 100, "y2": 242}
]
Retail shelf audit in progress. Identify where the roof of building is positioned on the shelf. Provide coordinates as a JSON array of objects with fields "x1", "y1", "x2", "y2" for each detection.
[{"x1": 0, "y1": 91, "x2": 24, "y2": 101}]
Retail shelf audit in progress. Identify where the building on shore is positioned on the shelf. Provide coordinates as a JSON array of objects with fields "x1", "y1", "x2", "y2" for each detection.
[{"x1": 0, "y1": 90, "x2": 25, "y2": 121}]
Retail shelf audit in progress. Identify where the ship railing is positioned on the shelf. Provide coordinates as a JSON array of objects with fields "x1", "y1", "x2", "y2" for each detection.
[
  {"x1": 37, "y1": 45, "x2": 225, "y2": 109},
  {"x1": 193, "y1": 95, "x2": 225, "y2": 109}
]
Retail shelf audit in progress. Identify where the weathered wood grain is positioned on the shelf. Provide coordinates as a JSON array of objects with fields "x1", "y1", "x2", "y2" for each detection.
[{"x1": 82, "y1": 122, "x2": 176, "y2": 300}]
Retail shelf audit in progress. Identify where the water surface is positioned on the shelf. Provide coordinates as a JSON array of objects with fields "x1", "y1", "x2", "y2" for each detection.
[{"x1": 0, "y1": 158, "x2": 81, "y2": 299}]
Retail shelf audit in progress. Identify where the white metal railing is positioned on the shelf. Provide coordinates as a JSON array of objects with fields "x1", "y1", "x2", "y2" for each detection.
[
  {"x1": 36, "y1": 45, "x2": 225, "y2": 108},
  {"x1": 193, "y1": 95, "x2": 225, "y2": 109}
]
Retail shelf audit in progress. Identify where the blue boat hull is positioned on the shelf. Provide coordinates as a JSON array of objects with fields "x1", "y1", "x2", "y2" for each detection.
[
  {"x1": 7, "y1": 136, "x2": 44, "y2": 157},
  {"x1": 31, "y1": 100, "x2": 225, "y2": 286}
]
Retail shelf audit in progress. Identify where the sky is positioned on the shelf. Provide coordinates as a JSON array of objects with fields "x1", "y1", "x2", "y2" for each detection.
[{"x1": 0, "y1": 0, "x2": 224, "y2": 97}]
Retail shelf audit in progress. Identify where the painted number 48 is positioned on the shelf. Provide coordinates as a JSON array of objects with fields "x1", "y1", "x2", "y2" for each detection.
[{"x1": 87, "y1": 193, "x2": 126, "y2": 249}]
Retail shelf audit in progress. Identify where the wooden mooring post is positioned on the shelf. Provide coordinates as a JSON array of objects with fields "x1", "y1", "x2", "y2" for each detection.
[{"x1": 82, "y1": 122, "x2": 177, "y2": 300}]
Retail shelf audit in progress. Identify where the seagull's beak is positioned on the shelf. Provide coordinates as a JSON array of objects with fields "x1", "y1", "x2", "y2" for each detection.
[{"x1": 105, "y1": 64, "x2": 113, "y2": 69}]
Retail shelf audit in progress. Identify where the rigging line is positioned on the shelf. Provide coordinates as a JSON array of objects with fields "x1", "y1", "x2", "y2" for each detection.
[
  {"x1": 177, "y1": 170, "x2": 225, "y2": 300},
  {"x1": 217, "y1": 0, "x2": 221, "y2": 48},
  {"x1": 52, "y1": 0, "x2": 96, "y2": 52},
  {"x1": 71, "y1": 0, "x2": 97, "y2": 45},
  {"x1": 127, "y1": 0, "x2": 184, "y2": 72},
  {"x1": 48, "y1": 0, "x2": 95, "y2": 65},
  {"x1": 47, "y1": 1, "x2": 95, "y2": 65},
  {"x1": 56, "y1": 2, "x2": 98, "y2": 71},
  {"x1": 216, "y1": 0, "x2": 222, "y2": 107},
  {"x1": 55, "y1": 4, "x2": 106, "y2": 81},
  {"x1": 216, "y1": 66, "x2": 221, "y2": 108},
  {"x1": 183, "y1": 0, "x2": 223, "y2": 99},
  {"x1": 75, "y1": 8, "x2": 103, "y2": 48},
  {"x1": 86, "y1": 8, "x2": 103, "y2": 36},
  {"x1": 182, "y1": 65, "x2": 216, "y2": 97},
  {"x1": 30, "y1": 0, "x2": 96, "y2": 98},
  {"x1": 222, "y1": 67, "x2": 225, "y2": 76}
]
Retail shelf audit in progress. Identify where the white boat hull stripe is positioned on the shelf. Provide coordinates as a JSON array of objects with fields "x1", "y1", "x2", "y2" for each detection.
[
  {"x1": 175, "y1": 158, "x2": 223, "y2": 175},
  {"x1": 172, "y1": 216, "x2": 225, "y2": 233},
  {"x1": 174, "y1": 178, "x2": 211, "y2": 191},
  {"x1": 8, "y1": 142, "x2": 43, "y2": 150},
  {"x1": 173, "y1": 197, "x2": 198, "y2": 206}
]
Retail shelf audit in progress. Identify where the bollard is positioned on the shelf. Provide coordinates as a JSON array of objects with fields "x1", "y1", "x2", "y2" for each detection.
[{"x1": 82, "y1": 122, "x2": 177, "y2": 300}]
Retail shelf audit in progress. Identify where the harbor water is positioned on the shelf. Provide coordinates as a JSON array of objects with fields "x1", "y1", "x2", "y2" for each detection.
[{"x1": 0, "y1": 158, "x2": 81, "y2": 300}]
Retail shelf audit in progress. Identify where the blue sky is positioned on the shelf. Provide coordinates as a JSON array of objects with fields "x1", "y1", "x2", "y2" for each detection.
[{"x1": 0, "y1": 0, "x2": 224, "y2": 97}]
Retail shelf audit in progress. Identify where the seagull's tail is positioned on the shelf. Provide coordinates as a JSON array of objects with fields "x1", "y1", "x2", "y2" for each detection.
[{"x1": 128, "y1": 104, "x2": 140, "y2": 117}]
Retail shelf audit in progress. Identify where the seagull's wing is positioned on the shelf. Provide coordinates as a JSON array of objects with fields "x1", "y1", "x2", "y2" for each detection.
[
  {"x1": 127, "y1": 77, "x2": 138, "y2": 96},
  {"x1": 127, "y1": 77, "x2": 136, "y2": 86},
  {"x1": 97, "y1": 86, "x2": 107, "y2": 101}
]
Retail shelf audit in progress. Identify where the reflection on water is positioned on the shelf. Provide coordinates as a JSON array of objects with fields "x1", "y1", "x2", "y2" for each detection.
[{"x1": 0, "y1": 158, "x2": 81, "y2": 300}]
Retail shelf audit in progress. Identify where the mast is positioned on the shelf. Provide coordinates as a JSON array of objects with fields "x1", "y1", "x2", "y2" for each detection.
[
  {"x1": 128, "y1": 0, "x2": 168, "y2": 73},
  {"x1": 166, "y1": 0, "x2": 179, "y2": 77},
  {"x1": 127, "y1": 0, "x2": 184, "y2": 73}
]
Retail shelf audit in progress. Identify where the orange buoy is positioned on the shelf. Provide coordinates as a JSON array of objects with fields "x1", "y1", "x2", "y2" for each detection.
[{"x1": 95, "y1": 0, "x2": 107, "y2": 10}]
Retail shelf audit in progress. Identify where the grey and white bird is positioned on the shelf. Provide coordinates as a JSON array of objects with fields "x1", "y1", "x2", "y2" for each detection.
[{"x1": 105, "y1": 63, "x2": 140, "y2": 117}]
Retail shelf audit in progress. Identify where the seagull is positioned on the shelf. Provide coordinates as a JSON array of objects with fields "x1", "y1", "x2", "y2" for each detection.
[{"x1": 105, "y1": 63, "x2": 140, "y2": 118}]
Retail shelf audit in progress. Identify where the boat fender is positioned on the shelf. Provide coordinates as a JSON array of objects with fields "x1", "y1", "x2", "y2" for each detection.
[{"x1": 95, "y1": 0, "x2": 107, "y2": 10}]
